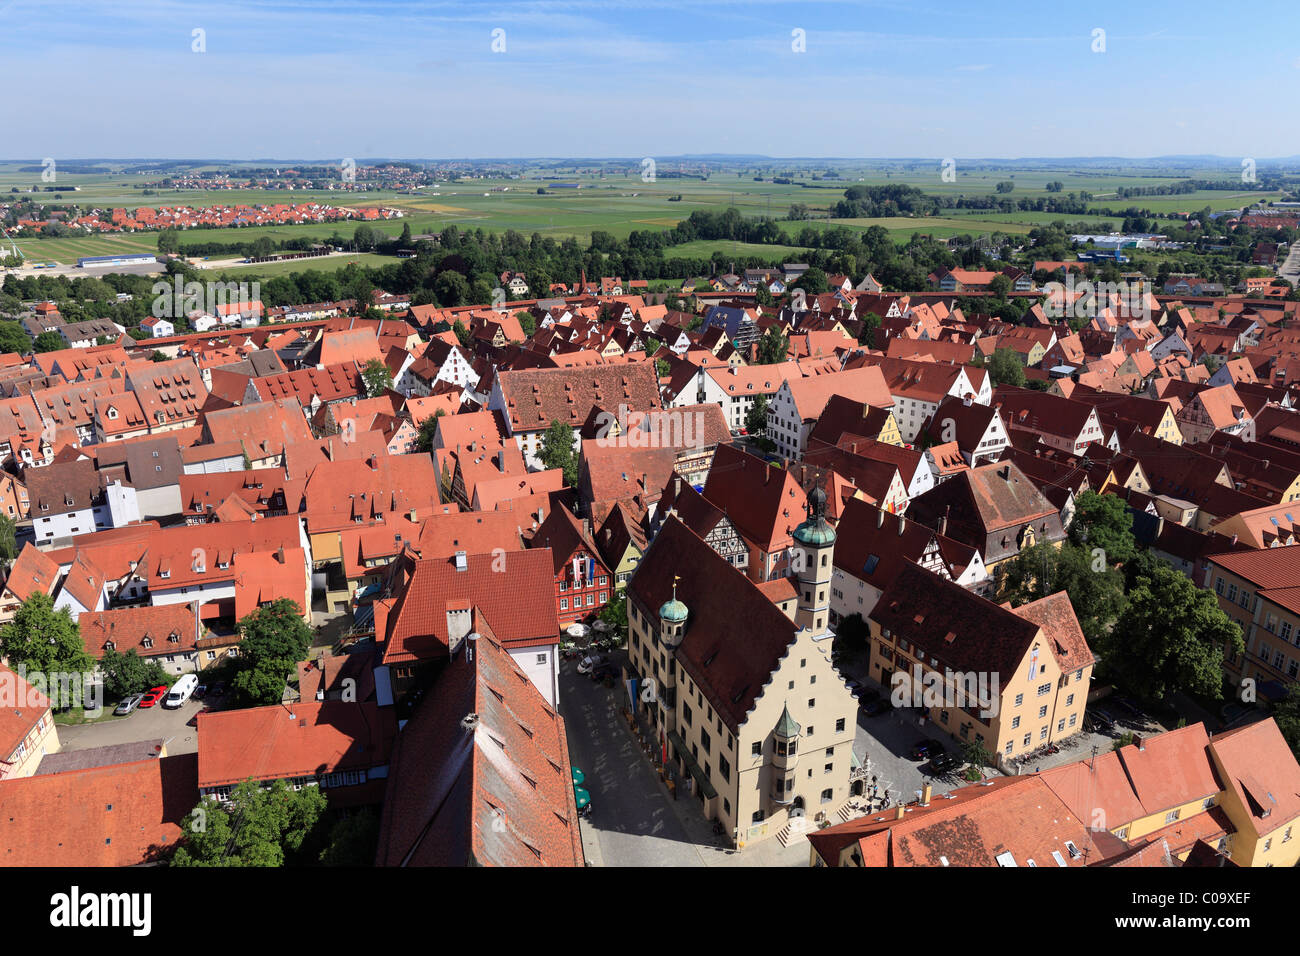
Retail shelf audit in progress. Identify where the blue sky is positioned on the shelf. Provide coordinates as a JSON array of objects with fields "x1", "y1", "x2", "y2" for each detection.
[{"x1": 2, "y1": 0, "x2": 1296, "y2": 160}]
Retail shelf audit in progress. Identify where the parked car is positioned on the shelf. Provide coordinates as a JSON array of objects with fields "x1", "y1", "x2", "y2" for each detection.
[
  {"x1": 137, "y1": 685, "x2": 169, "y2": 708},
  {"x1": 113, "y1": 693, "x2": 144, "y2": 716},
  {"x1": 908, "y1": 738, "x2": 945, "y2": 761},
  {"x1": 927, "y1": 751, "x2": 961, "y2": 775},
  {"x1": 1220, "y1": 701, "x2": 1251, "y2": 725},
  {"x1": 193, "y1": 684, "x2": 208, "y2": 700},
  {"x1": 1086, "y1": 710, "x2": 1115, "y2": 734},
  {"x1": 864, "y1": 698, "x2": 892, "y2": 717},
  {"x1": 857, "y1": 687, "x2": 881, "y2": 706}
]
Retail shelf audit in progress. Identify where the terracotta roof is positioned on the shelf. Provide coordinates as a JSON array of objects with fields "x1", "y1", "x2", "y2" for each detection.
[
  {"x1": 496, "y1": 364, "x2": 661, "y2": 432},
  {"x1": 80, "y1": 603, "x2": 205, "y2": 658},
  {"x1": 1210, "y1": 718, "x2": 1300, "y2": 839},
  {"x1": 0, "y1": 753, "x2": 197, "y2": 866},
  {"x1": 2, "y1": 544, "x2": 59, "y2": 601},
  {"x1": 374, "y1": 621, "x2": 583, "y2": 866},
  {"x1": 196, "y1": 700, "x2": 397, "y2": 790},
  {"x1": 701, "y1": 443, "x2": 806, "y2": 553},
  {"x1": 380, "y1": 551, "x2": 560, "y2": 664}
]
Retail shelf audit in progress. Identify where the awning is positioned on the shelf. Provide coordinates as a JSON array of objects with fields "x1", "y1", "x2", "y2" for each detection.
[{"x1": 667, "y1": 729, "x2": 717, "y2": 800}]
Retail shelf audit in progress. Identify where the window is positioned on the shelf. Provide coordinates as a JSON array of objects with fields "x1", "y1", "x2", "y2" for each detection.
[
  {"x1": 805, "y1": 726, "x2": 813, "y2": 737},
  {"x1": 1068, "y1": 713, "x2": 1077, "y2": 726},
  {"x1": 835, "y1": 717, "x2": 845, "y2": 732},
  {"x1": 559, "y1": 598, "x2": 568, "y2": 610},
  {"x1": 1014, "y1": 693, "x2": 1023, "y2": 706},
  {"x1": 1038, "y1": 705, "x2": 1047, "y2": 718},
  {"x1": 1066, "y1": 694, "x2": 1074, "y2": 706},
  {"x1": 536, "y1": 653, "x2": 547, "y2": 665},
  {"x1": 1165, "y1": 809, "x2": 1181, "y2": 824},
  {"x1": 1037, "y1": 683, "x2": 1051, "y2": 697},
  {"x1": 820, "y1": 788, "x2": 833, "y2": 804},
  {"x1": 824, "y1": 763, "x2": 833, "y2": 774},
  {"x1": 807, "y1": 698, "x2": 815, "y2": 709},
  {"x1": 751, "y1": 741, "x2": 761, "y2": 756},
  {"x1": 1011, "y1": 716, "x2": 1021, "y2": 729},
  {"x1": 1057, "y1": 719, "x2": 1065, "y2": 732}
]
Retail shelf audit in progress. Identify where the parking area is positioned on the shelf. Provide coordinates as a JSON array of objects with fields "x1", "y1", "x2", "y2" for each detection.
[{"x1": 57, "y1": 694, "x2": 207, "y2": 756}]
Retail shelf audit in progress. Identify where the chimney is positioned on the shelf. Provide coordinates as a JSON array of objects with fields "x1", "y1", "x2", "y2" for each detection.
[
  {"x1": 898, "y1": 515, "x2": 906, "y2": 535},
  {"x1": 673, "y1": 475, "x2": 681, "y2": 499},
  {"x1": 921, "y1": 783, "x2": 932, "y2": 806},
  {"x1": 1134, "y1": 734, "x2": 1144, "y2": 751},
  {"x1": 876, "y1": 508, "x2": 884, "y2": 529},
  {"x1": 496, "y1": 449, "x2": 505, "y2": 473},
  {"x1": 408, "y1": 508, "x2": 417, "y2": 522},
  {"x1": 939, "y1": 505, "x2": 949, "y2": 537},
  {"x1": 999, "y1": 465, "x2": 1011, "y2": 480},
  {"x1": 894, "y1": 805, "x2": 906, "y2": 821}
]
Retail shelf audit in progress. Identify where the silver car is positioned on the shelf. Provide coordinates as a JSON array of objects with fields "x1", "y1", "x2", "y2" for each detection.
[{"x1": 113, "y1": 693, "x2": 145, "y2": 716}]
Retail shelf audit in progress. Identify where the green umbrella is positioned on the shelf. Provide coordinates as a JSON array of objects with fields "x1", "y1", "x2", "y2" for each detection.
[
  {"x1": 571, "y1": 767, "x2": 585, "y2": 785},
  {"x1": 573, "y1": 786, "x2": 591, "y2": 810}
]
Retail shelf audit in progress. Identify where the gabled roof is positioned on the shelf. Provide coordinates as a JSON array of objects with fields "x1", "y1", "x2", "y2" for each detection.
[
  {"x1": 701, "y1": 443, "x2": 807, "y2": 553},
  {"x1": 1210, "y1": 718, "x2": 1300, "y2": 839},
  {"x1": 626, "y1": 516, "x2": 798, "y2": 733},
  {"x1": 380, "y1": 550, "x2": 560, "y2": 664},
  {"x1": 374, "y1": 621, "x2": 583, "y2": 867},
  {"x1": 196, "y1": 701, "x2": 396, "y2": 790},
  {"x1": 870, "y1": 562, "x2": 1042, "y2": 684},
  {"x1": 0, "y1": 753, "x2": 197, "y2": 866}
]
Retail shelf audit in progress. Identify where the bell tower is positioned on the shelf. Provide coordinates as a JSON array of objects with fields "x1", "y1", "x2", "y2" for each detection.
[{"x1": 792, "y1": 485, "x2": 835, "y2": 634}]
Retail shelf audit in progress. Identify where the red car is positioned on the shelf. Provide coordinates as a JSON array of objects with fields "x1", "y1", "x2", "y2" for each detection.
[{"x1": 137, "y1": 685, "x2": 169, "y2": 708}]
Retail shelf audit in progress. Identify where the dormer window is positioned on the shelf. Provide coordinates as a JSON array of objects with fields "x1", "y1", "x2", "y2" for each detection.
[{"x1": 141, "y1": 637, "x2": 153, "y2": 649}]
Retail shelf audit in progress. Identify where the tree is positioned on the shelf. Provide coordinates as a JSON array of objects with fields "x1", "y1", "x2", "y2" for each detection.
[
  {"x1": 995, "y1": 181, "x2": 1015, "y2": 193},
  {"x1": 413, "y1": 412, "x2": 443, "y2": 453},
  {"x1": 230, "y1": 599, "x2": 313, "y2": 706},
  {"x1": 1, "y1": 593, "x2": 93, "y2": 679},
  {"x1": 434, "y1": 271, "x2": 469, "y2": 307},
  {"x1": 745, "y1": 393, "x2": 770, "y2": 437},
  {"x1": 1069, "y1": 489, "x2": 1137, "y2": 564},
  {"x1": 100, "y1": 648, "x2": 172, "y2": 699},
  {"x1": 755, "y1": 327, "x2": 787, "y2": 365},
  {"x1": 1001, "y1": 542, "x2": 1126, "y2": 651},
  {"x1": 452, "y1": 318, "x2": 472, "y2": 347},
  {"x1": 1271, "y1": 686, "x2": 1300, "y2": 759},
  {"x1": 171, "y1": 778, "x2": 327, "y2": 867},
  {"x1": 515, "y1": 310, "x2": 536, "y2": 337},
  {"x1": 0, "y1": 514, "x2": 16, "y2": 567},
  {"x1": 857, "y1": 312, "x2": 880, "y2": 348},
  {"x1": 988, "y1": 274, "x2": 1012, "y2": 300},
  {"x1": 33, "y1": 331, "x2": 64, "y2": 353},
  {"x1": 157, "y1": 229, "x2": 180, "y2": 255},
  {"x1": 597, "y1": 593, "x2": 627, "y2": 644},
  {"x1": 986, "y1": 347, "x2": 1026, "y2": 387},
  {"x1": 1103, "y1": 554, "x2": 1245, "y2": 701},
  {"x1": 320, "y1": 807, "x2": 381, "y2": 865},
  {"x1": 361, "y1": 358, "x2": 390, "y2": 398},
  {"x1": 0, "y1": 321, "x2": 33, "y2": 354},
  {"x1": 539, "y1": 420, "x2": 580, "y2": 488},
  {"x1": 792, "y1": 267, "x2": 828, "y2": 295}
]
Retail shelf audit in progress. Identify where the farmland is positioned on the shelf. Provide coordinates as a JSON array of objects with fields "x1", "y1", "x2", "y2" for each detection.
[{"x1": 3, "y1": 160, "x2": 1289, "y2": 266}]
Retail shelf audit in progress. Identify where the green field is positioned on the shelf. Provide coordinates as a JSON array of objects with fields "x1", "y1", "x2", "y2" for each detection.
[
  {"x1": 3, "y1": 161, "x2": 1288, "y2": 266},
  {"x1": 204, "y1": 252, "x2": 399, "y2": 278}
]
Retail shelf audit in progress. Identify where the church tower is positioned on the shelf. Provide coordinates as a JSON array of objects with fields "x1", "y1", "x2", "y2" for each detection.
[{"x1": 791, "y1": 485, "x2": 835, "y2": 634}]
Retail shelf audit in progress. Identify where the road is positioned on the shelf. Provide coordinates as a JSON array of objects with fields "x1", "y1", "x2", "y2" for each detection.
[{"x1": 559, "y1": 659, "x2": 807, "y2": 866}]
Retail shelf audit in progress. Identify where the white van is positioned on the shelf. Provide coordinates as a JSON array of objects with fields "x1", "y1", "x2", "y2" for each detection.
[{"x1": 164, "y1": 674, "x2": 199, "y2": 709}]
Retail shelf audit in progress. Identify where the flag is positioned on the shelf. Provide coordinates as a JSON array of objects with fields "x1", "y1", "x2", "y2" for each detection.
[{"x1": 587, "y1": 557, "x2": 596, "y2": 582}]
